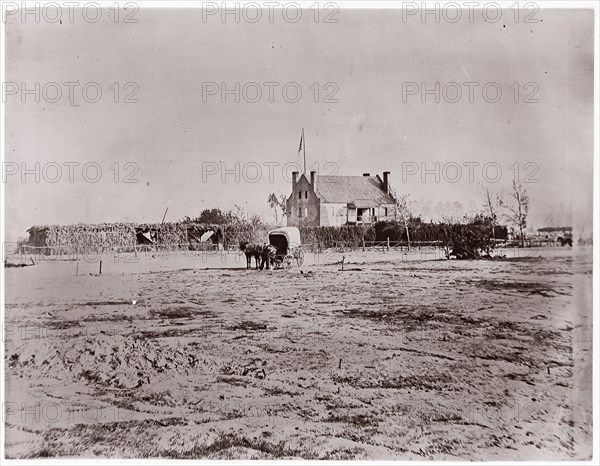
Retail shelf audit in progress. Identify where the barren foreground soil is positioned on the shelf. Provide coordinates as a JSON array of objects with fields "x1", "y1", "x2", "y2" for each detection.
[{"x1": 4, "y1": 247, "x2": 593, "y2": 459}]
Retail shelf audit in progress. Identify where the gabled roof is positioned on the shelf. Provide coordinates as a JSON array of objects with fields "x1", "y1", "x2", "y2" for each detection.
[
  {"x1": 315, "y1": 175, "x2": 395, "y2": 205},
  {"x1": 348, "y1": 199, "x2": 379, "y2": 209}
]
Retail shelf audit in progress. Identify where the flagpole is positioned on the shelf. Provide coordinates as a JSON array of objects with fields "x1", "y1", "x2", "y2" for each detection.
[{"x1": 302, "y1": 128, "x2": 306, "y2": 174}]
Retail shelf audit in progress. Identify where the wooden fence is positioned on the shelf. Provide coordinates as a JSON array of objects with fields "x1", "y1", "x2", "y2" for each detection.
[{"x1": 9, "y1": 236, "x2": 569, "y2": 265}]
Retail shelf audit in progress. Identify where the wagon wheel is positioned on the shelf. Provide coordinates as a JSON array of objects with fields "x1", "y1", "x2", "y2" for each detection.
[
  {"x1": 295, "y1": 248, "x2": 305, "y2": 267},
  {"x1": 283, "y1": 254, "x2": 294, "y2": 270}
]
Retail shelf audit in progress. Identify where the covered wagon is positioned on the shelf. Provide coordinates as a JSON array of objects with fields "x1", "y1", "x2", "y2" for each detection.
[{"x1": 268, "y1": 227, "x2": 305, "y2": 269}]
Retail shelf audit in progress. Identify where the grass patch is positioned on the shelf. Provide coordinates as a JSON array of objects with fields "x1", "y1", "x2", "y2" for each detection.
[
  {"x1": 472, "y1": 280, "x2": 569, "y2": 297},
  {"x1": 155, "y1": 432, "x2": 320, "y2": 459},
  {"x1": 216, "y1": 375, "x2": 253, "y2": 388},
  {"x1": 227, "y1": 321, "x2": 269, "y2": 331},
  {"x1": 82, "y1": 300, "x2": 132, "y2": 306},
  {"x1": 333, "y1": 373, "x2": 452, "y2": 390},
  {"x1": 263, "y1": 385, "x2": 300, "y2": 396},
  {"x1": 325, "y1": 413, "x2": 379, "y2": 427},
  {"x1": 136, "y1": 325, "x2": 214, "y2": 339},
  {"x1": 34, "y1": 427, "x2": 321, "y2": 459},
  {"x1": 149, "y1": 306, "x2": 212, "y2": 319}
]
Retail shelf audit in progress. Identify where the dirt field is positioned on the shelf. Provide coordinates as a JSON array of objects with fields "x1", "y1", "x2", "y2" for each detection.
[{"x1": 3, "y1": 247, "x2": 593, "y2": 460}]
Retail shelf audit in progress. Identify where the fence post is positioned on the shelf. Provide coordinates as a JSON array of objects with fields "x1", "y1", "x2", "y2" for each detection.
[{"x1": 386, "y1": 237, "x2": 390, "y2": 252}]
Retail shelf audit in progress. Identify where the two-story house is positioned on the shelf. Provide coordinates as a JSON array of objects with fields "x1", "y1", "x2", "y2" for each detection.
[{"x1": 286, "y1": 171, "x2": 396, "y2": 227}]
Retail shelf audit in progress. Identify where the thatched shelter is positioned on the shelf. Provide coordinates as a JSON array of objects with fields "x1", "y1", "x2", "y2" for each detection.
[{"x1": 24, "y1": 222, "x2": 225, "y2": 255}]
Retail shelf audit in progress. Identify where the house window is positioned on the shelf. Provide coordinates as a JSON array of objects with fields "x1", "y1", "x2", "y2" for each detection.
[
  {"x1": 298, "y1": 191, "x2": 302, "y2": 199},
  {"x1": 298, "y1": 207, "x2": 303, "y2": 217},
  {"x1": 384, "y1": 207, "x2": 388, "y2": 216},
  {"x1": 305, "y1": 207, "x2": 308, "y2": 217}
]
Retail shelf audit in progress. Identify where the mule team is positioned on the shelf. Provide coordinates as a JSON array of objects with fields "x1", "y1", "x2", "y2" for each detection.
[{"x1": 239, "y1": 242, "x2": 278, "y2": 270}]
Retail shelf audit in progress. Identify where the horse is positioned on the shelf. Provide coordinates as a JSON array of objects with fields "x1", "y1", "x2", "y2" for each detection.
[
  {"x1": 239, "y1": 241, "x2": 262, "y2": 269},
  {"x1": 259, "y1": 244, "x2": 277, "y2": 270}
]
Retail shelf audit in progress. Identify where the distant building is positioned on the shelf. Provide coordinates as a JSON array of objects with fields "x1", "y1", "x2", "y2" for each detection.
[
  {"x1": 286, "y1": 171, "x2": 396, "y2": 227},
  {"x1": 536, "y1": 226, "x2": 573, "y2": 246}
]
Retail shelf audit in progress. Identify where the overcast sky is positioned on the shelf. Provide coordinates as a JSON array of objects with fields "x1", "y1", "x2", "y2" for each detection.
[{"x1": 4, "y1": 6, "x2": 595, "y2": 241}]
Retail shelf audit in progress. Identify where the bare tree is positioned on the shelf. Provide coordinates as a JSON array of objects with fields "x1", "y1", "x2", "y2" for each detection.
[
  {"x1": 233, "y1": 203, "x2": 248, "y2": 222},
  {"x1": 500, "y1": 180, "x2": 529, "y2": 247},
  {"x1": 267, "y1": 193, "x2": 287, "y2": 226},
  {"x1": 389, "y1": 187, "x2": 414, "y2": 250},
  {"x1": 481, "y1": 184, "x2": 503, "y2": 242}
]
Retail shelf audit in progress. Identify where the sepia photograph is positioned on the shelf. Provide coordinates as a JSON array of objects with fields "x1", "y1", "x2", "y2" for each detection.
[{"x1": 1, "y1": 1, "x2": 598, "y2": 462}]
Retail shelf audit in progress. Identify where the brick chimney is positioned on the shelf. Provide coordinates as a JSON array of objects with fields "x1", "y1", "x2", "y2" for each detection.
[
  {"x1": 310, "y1": 170, "x2": 316, "y2": 190},
  {"x1": 383, "y1": 171, "x2": 390, "y2": 193},
  {"x1": 363, "y1": 173, "x2": 370, "y2": 177},
  {"x1": 292, "y1": 171, "x2": 299, "y2": 191}
]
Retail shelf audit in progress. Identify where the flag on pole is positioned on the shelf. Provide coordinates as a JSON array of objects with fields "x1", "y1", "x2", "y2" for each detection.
[{"x1": 297, "y1": 128, "x2": 306, "y2": 173}]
